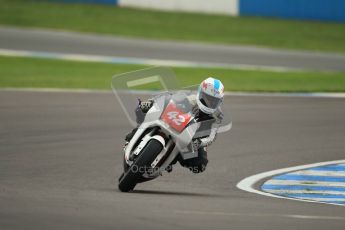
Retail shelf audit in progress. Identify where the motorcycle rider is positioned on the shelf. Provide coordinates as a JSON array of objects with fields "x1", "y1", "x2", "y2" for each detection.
[{"x1": 125, "y1": 77, "x2": 225, "y2": 173}]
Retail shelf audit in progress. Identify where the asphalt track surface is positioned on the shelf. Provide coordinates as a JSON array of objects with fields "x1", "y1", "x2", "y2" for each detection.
[
  {"x1": 1, "y1": 90, "x2": 345, "y2": 230},
  {"x1": 1, "y1": 26, "x2": 345, "y2": 71}
]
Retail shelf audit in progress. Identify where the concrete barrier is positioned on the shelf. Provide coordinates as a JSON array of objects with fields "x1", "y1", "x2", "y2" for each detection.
[
  {"x1": 52, "y1": 0, "x2": 345, "y2": 22},
  {"x1": 118, "y1": 0, "x2": 238, "y2": 16}
]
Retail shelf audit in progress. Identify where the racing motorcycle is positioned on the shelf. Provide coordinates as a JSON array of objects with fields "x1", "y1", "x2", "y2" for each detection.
[{"x1": 118, "y1": 91, "x2": 216, "y2": 192}]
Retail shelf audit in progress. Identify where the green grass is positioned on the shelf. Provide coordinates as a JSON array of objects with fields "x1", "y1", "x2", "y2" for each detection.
[
  {"x1": 1, "y1": 56, "x2": 345, "y2": 92},
  {"x1": 0, "y1": 0, "x2": 345, "y2": 53}
]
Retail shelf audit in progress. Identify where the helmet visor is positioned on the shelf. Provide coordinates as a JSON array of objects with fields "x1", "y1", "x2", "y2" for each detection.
[{"x1": 199, "y1": 91, "x2": 222, "y2": 109}]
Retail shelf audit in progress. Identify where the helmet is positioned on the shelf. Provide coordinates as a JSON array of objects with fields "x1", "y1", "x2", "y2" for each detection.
[{"x1": 196, "y1": 77, "x2": 224, "y2": 115}]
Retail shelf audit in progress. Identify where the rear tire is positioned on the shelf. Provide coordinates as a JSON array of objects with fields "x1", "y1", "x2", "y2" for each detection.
[{"x1": 118, "y1": 139, "x2": 163, "y2": 192}]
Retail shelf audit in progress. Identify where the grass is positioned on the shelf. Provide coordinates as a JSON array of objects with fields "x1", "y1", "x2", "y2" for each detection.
[
  {"x1": 0, "y1": 56, "x2": 345, "y2": 92},
  {"x1": 0, "y1": 0, "x2": 345, "y2": 53}
]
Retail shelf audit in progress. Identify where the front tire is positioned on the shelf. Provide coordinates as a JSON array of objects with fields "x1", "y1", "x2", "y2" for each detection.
[{"x1": 118, "y1": 139, "x2": 163, "y2": 192}]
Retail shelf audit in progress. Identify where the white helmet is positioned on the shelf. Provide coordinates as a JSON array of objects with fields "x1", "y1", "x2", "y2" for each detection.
[{"x1": 196, "y1": 77, "x2": 224, "y2": 115}]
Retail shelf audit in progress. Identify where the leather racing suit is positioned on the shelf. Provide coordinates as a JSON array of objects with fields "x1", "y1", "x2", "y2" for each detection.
[{"x1": 125, "y1": 94, "x2": 223, "y2": 173}]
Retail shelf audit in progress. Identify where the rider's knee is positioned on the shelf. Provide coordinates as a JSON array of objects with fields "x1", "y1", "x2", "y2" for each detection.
[{"x1": 182, "y1": 148, "x2": 208, "y2": 173}]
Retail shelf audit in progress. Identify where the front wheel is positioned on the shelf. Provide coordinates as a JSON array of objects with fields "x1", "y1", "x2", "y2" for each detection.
[{"x1": 118, "y1": 139, "x2": 163, "y2": 192}]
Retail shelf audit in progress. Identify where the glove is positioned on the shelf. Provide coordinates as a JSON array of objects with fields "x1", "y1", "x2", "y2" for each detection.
[
  {"x1": 139, "y1": 99, "x2": 153, "y2": 113},
  {"x1": 192, "y1": 139, "x2": 201, "y2": 151}
]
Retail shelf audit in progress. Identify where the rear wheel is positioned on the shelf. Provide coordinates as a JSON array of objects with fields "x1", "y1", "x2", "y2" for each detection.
[{"x1": 118, "y1": 139, "x2": 163, "y2": 192}]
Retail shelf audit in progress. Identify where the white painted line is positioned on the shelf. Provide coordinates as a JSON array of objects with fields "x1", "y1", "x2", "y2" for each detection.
[
  {"x1": 264, "y1": 189, "x2": 345, "y2": 195},
  {"x1": 224, "y1": 92, "x2": 345, "y2": 99},
  {"x1": 299, "y1": 198, "x2": 345, "y2": 202},
  {"x1": 0, "y1": 48, "x2": 318, "y2": 72},
  {"x1": 291, "y1": 170, "x2": 345, "y2": 177},
  {"x1": 1, "y1": 88, "x2": 345, "y2": 98},
  {"x1": 286, "y1": 214, "x2": 345, "y2": 220},
  {"x1": 0, "y1": 88, "x2": 110, "y2": 94},
  {"x1": 264, "y1": 179, "x2": 345, "y2": 187},
  {"x1": 236, "y1": 159, "x2": 345, "y2": 206},
  {"x1": 174, "y1": 210, "x2": 345, "y2": 220}
]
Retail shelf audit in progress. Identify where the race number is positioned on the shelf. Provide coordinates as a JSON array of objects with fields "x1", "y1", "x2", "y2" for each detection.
[
  {"x1": 167, "y1": 111, "x2": 186, "y2": 125},
  {"x1": 161, "y1": 102, "x2": 192, "y2": 132}
]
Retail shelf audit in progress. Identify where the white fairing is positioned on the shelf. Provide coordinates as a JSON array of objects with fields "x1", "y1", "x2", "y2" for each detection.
[{"x1": 124, "y1": 92, "x2": 200, "y2": 178}]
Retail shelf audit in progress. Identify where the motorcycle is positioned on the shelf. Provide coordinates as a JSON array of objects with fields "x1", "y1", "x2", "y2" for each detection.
[
  {"x1": 118, "y1": 91, "x2": 216, "y2": 192},
  {"x1": 112, "y1": 67, "x2": 231, "y2": 192}
]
